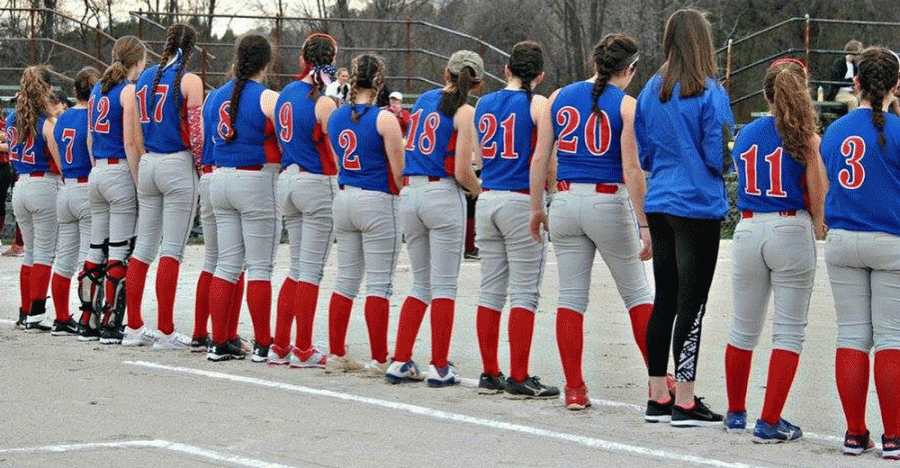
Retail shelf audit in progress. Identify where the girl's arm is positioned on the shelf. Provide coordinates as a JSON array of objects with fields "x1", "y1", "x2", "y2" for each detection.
[
  {"x1": 43, "y1": 118, "x2": 62, "y2": 173},
  {"x1": 529, "y1": 89, "x2": 559, "y2": 242},
  {"x1": 377, "y1": 110, "x2": 405, "y2": 190},
  {"x1": 121, "y1": 83, "x2": 144, "y2": 185},
  {"x1": 316, "y1": 95, "x2": 339, "y2": 169},
  {"x1": 620, "y1": 96, "x2": 651, "y2": 260},
  {"x1": 182, "y1": 73, "x2": 205, "y2": 174},
  {"x1": 453, "y1": 104, "x2": 481, "y2": 196},
  {"x1": 805, "y1": 133, "x2": 829, "y2": 240}
]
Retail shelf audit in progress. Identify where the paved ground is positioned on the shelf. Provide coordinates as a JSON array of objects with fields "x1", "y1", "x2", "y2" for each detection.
[{"x1": 0, "y1": 241, "x2": 891, "y2": 467}]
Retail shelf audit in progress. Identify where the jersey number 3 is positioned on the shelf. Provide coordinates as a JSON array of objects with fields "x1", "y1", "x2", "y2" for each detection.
[
  {"x1": 738, "y1": 145, "x2": 787, "y2": 197},
  {"x1": 338, "y1": 129, "x2": 360, "y2": 171},
  {"x1": 838, "y1": 136, "x2": 865, "y2": 189}
]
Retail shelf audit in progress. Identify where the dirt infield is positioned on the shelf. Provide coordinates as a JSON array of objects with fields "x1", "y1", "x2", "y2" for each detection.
[{"x1": 0, "y1": 241, "x2": 891, "y2": 467}]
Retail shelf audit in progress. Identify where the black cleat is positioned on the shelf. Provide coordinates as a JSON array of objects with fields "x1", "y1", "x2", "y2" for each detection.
[
  {"x1": 670, "y1": 397, "x2": 724, "y2": 427},
  {"x1": 207, "y1": 341, "x2": 247, "y2": 362},
  {"x1": 99, "y1": 326, "x2": 123, "y2": 344},
  {"x1": 251, "y1": 340, "x2": 270, "y2": 363},
  {"x1": 504, "y1": 375, "x2": 560, "y2": 400},
  {"x1": 477, "y1": 372, "x2": 507, "y2": 394},
  {"x1": 51, "y1": 319, "x2": 80, "y2": 336},
  {"x1": 77, "y1": 324, "x2": 101, "y2": 342},
  {"x1": 190, "y1": 334, "x2": 211, "y2": 353}
]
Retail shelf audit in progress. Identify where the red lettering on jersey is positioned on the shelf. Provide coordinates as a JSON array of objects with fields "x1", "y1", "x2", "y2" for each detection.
[{"x1": 838, "y1": 136, "x2": 866, "y2": 189}]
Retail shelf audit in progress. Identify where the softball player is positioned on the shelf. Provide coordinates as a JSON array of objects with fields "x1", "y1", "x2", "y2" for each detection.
[
  {"x1": 9, "y1": 66, "x2": 62, "y2": 332},
  {"x1": 529, "y1": 34, "x2": 652, "y2": 409},
  {"x1": 820, "y1": 47, "x2": 900, "y2": 459},
  {"x1": 84, "y1": 36, "x2": 146, "y2": 344},
  {"x1": 122, "y1": 24, "x2": 203, "y2": 349},
  {"x1": 324, "y1": 54, "x2": 404, "y2": 374},
  {"x1": 723, "y1": 58, "x2": 828, "y2": 442},
  {"x1": 634, "y1": 10, "x2": 733, "y2": 426},
  {"x1": 386, "y1": 50, "x2": 484, "y2": 387},
  {"x1": 206, "y1": 34, "x2": 280, "y2": 362},
  {"x1": 268, "y1": 33, "x2": 339, "y2": 368},
  {"x1": 473, "y1": 41, "x2": 558, "y2": 398},
  {"x1": 50, "y1": 67, "x2": 101, "y2": 339}
]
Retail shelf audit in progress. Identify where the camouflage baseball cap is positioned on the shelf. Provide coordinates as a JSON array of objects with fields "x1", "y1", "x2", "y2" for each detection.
[{"x1": 447, "y1": 50, "x2": 485, "y2": 80}]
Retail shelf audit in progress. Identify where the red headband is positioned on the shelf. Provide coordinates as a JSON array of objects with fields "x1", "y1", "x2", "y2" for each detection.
[{"x1": 771, "y1": 57, "x2": 807, "y2": 70}]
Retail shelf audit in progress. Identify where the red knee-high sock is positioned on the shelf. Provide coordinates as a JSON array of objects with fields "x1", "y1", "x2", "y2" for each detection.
[
  {"x1": 365, "y1": 296, "x2": 390, "y2": 363},
  {"x1": 193, "y1": 270, "x2": 213, "y2": 339},
  {"x1": 19, "y1": 265, "x2": 31, "y2": 312},
  {"x1": 392, "y1": 296, "x2": 428, "y2": 362},
  {"x1": 836, "y1": 347, "x2": 870, "y2": 435},
  {"x1": 125, "y1": 258, "x2": 149, "y2": 330},
  {"x1": 509, "y1": 307, "x2": 535, "y2": 382},
  {"x1": 30, "y1": 263, "x2": 51, "y2": 304},
  {"x1": 874, "y1": 349, "x2": 900, "y2": 438},
  {"x1": 476, "y1": 306, "x2": 502, "y2": 376},
  {"x1": 155, "y1": 257, "x2": 180, "y2": 335},
  {"x1": 328, "y1": 293, "x2": 354, "y2": 356},
  {"x1": 760, "y1": 349, "x2": 800, "y2": 425},
  {"x1": 725, "y1": 344, "x2": 754, "y2": 414},
  {"x1": 430, "y1": 298, "x2": 455, "y2": 369},
  {"x1": 294, "y1": 281, "x2": 319, "y2": 351},
  {"x1": 208, "y1": 277, "x2": 236, "y2": 344},
  {"x1": 273, "y1": 278, "x2": 297, "y2": 349},
  {"x1": 228, "y1": 272, "x2": 245, "y2": 341},
  {"x1": 50, "y1": 273, "x2": 72, "y2": 322},
  {"x1": 246, "y1": 280, "x2": 272, "y2": 347},
  {"x1": 628, "y1": 303, "x2": 653, "y2": 366},
  {"x1": 556, "y1": 307, "x2": 584, "y2": 389},
  {"x1": 14, "y1": 224, "x2": 22, "y2": 246}
]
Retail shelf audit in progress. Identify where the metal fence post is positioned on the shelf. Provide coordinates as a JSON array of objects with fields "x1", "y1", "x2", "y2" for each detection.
[
  {"x1": 804, "y1": 13, "x2": 810, "y2": 66},
  {"x1": 725, "y1": 38, "x2": 733, "y2": 93},
  {"x1": 406, "y1": 20, "x2": 411, "y2": 93}
]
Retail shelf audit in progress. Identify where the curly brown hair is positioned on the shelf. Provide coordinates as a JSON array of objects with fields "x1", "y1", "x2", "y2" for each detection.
[
  {"x1": 15, "y1": 66, "x2": 53, "y2": 145},
  {"x1": 764, "y1": 59, "x2": 818, "y2": 164}
]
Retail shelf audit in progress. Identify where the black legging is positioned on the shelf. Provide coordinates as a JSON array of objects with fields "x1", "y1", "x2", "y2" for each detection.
[
  {"x1": 645, "y1": 213, "x2": 721, "y2": 382},
  {"x1": 0, "y1": 162, "x2": 13, "y2": 219}
]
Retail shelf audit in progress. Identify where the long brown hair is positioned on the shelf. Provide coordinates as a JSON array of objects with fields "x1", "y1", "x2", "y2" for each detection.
[
  {"x1": 226, "y1": 34, "x2": 272, "y2": 144},
  {"x1": 764, "y1": 59, "x2": 818, "y2": 164},
  {"x1": 15, "y1": 66, "x2": 52, "y2": 144},
  {"x1": 74, "y1": 66, "x2": 101, "y2": 102},
  {"x1": 856, "y1": 47, "x2": 900, "y2": 147},
  {"x1": 150, "y1": 24, "x2": 196, "y2": 118},
  {"x1": 659, "y1": 9, "x2": 717, "y2": 102},
  {"x1": 591, "y1": 34, "x2": 638, "y2": 117},
  {"x1": 101, "y1": 36, "x2": 145, "y2": 95},
  {"x1": 348, "y1": 54, "x2": 385, "y2": 123}
]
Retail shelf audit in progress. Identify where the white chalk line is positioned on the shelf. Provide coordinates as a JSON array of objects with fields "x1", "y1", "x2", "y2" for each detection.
[
  {"x1": 0, "y1": 439, "x2": 296, "y2": 468},
  {"x1": 125, "y1": 360, "x2": 768, "y2": 468}
]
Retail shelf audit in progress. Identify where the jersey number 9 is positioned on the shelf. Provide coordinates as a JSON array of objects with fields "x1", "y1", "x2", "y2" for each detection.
[{"x1": 278, "y1": 102, "x2": 293, "y2": 143}]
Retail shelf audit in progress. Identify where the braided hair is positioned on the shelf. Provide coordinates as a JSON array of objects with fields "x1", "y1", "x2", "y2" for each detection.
[
  {"x1": 150, "y1": 24, "x2": 196, "y2": 121},
  {"x1": 590, "y1": 34, "x2": 638, "y2": 117},
  {"x1": 73, "y1": 66, "x2": 101, "y2": 102},
  {"x1": 301, "y1": 33, "x2": 337, "y2": 99},
  {"x1": 764, "y1": 59, "x2": 818, "y2": 164},
  {"x1": 348, "y1": 54, "x2": 385, "y2": 123},
  {"x1": 15, "y1": 66, "x2": 52, "y2": 145},
  {"x1": 856, "y1": 47, "x2": 900, "y2": 148},
  {"x1": 101, "y1": 36, "x2": 145, "y2": 95},
  {"x1": 225, "y1": 34, "x2": 272, "y2": 144},
  {"x1": 508, "y1": 41, "x2": 543, "y2": 102}
]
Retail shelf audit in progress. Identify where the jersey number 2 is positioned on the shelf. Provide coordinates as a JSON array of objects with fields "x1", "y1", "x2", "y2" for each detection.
[
  {"x1": 338, "y1": 129, "x2": 360, "y2": 170},
  {"x1": 738, "y1": 145, "x2": 787, "y2": 197}
]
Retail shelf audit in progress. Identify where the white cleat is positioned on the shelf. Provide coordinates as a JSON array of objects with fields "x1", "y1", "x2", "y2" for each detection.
[{"x1": 121, "y1": 326, "x2": 157, "y2": 347}]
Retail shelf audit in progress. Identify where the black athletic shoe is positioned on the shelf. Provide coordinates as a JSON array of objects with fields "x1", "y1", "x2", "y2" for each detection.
[
  {"x1": 670, "y1": 397, "x2": 723, "y2": 427},
  {"x1": 15, "y1": 308, "x2": 27, "y2": 329},
  {"x1": 464, "y1": 248, "x2": 480, "y2": 260},
  {"x1": 251, "y1": 341, "x2": 270, "y2": 363},
  {"x1": 24, "y1": 318, "x2": 52, "y2": 332},
  {"x1": 99, "y1": 326, "x2": 124, "y2": 344},
  {"x1": 504, "y1": 375, "x2": 560, "y2": 400},
  {"x1": 645, "y1": 398, "x2": 674, "y2": 423},
  {"x1": 77, "y1": 324, "x2": 101, "y2": 342},
  {"x1": 478, "y1": 372, "x2": 506, "y2": 394},
  {"x1": 207, "y1": 341, "x2": 246, "y2": 361},
  {"x1": 190, "y1": 334, "x2": 210, "y2": 353},
  {"x1": 51, "y1": 319, "x2": 80, "y2": 336}
]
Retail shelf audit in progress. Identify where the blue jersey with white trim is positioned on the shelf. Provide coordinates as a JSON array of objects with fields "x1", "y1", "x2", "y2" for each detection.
[
  {"x1": 551, "y1": 82, "x2": 624, "y2": 183},
  {"x1": 275, "y1": 80, "x2": 337, "y2": 175},
  {"x1": 732, "y1": 116, "x2": 807, "y2": 212},
  {"x1": 7, "y1": 111, "x2": 54, "y2": 174},
  {"x1": 475, "y1": 89, "x2": 535, "y2": 191},
  {"x1": 328, "y1": 104, "x2": 397, "y2": 194},
  {"x1": 88, "y1": 80, "x2": 129, "y2": 160},
  {"x1": 209, "y1": 79, "x2": 279, "y2": 167},
  {"x1": 821, "y1": 108, "x2": 900, "y2": 236},
  {"x1": 136, "y1": 63, "x2": 189, "y2": 154},
  {"x1": 53, "y1": 108, "x2": 91, "y2": 179},
  {"x1": 403, "y1": 88, "x2": 457, "y2": 177}
]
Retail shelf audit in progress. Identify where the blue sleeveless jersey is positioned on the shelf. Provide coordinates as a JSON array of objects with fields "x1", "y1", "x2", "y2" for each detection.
[
  {"x1": 732, "y1": 116, "x2": 807, "y2": 212},
  {"x1": 551, "y1": 82, "x2": 625, "y2": 183},
  {"x1": 475, "y1": 89, "x2": 535, "y2": 191},
  {"x1": 7, "y1": 111, "x2": 55, "y2": 174},
  {"x1": 136, "y1": 63, "x2": 189, "y2": 154},
  {"x1": 209, "y1": 80, "x2": 279, "y2": 167},
  {"x1": 275, "y1": 81, "x2": 337, "y2": 175},
  {"x1": 54, "y1": 108, "x2": 91, "y2": 179},
  {"x1": 201, "y1": 88, "x2": 220, "y2": 166},
  {"x1": 88, "y1": 80, "x2": 129, "y2": 160},
  {"x1": 328, "y1": 104, "x2": 397, "y2": 194},
  {"x1": 821, "y1": 109, "x2": 900, "y2": 236},
  {"x1": 403, "y1": 88, "x2": 458, "y2": 177}
]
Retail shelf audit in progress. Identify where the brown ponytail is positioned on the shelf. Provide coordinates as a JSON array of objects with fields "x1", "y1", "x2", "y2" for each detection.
[
  {"x1": 15, "y1": 66, "x2": 52, "y2": 144},
  {"x1": 590, "y1": 34, "x2": 638, "y2": 117},
  {"x1": 764, "y1": 59, "x2": 818, "y2": 164},
  {"x1": 226, "y1": 34, "x2": 272, "y2": 144},
  {"x1": 101, "y1": 36, "x2": 145, "y2": 95},
  {"x1": 302, "y1": 33, "x2": 338, "y2": 99},
  {"x1": 73, "y1": 66, "x2": 101, "y2": 102},
  {"x1": 439, "y1": 68, "x2": 477, "y2": 117},
  {"x1": 857, "y1": 47, "x2": 900, "y2": 148}
]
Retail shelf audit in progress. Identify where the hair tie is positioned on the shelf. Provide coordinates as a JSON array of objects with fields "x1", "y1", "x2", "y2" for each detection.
[{"x1": 314, "y1": 64, "x2": 336, "y2": 86}]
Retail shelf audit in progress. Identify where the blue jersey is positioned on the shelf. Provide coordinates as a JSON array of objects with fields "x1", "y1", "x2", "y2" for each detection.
[
  {"x1": 88, "y1": 80, "x2": 129, "y2": 160},
  {"x1": 136, "y1": 63, "x2": 189, "y2": 154},
  {"x1": 635, "y1": 74, "x2": 734, "y2": 219},
  {"x1": 475, "y1": 89, "x2": 535, "y2": 191},
  {"x1": 328, "y1": 104, "x2": 397, "y2": 194},
  {"x1": 551, "y1": 82, "x2": 625, "y2": 183},
  {"x1": 732, "y1": 116, "x2": 807, "y2": 212},
  {"x1": 275, "y1": 81, "x2": 336, "y2": 175},
  {"x1": 201, "y1": 88, "x2": 219, "y2": 166},
  {"x1": 53, "y1": 108, "x2": 91, "y2": 179},
  {"x1": 403, "y1": 88, "x2": 457, "y2": 177},
  {"x1": 7, "y1": 111, "x2": 55, "y2": 174},
  {"x1": 821, "y1": 109, "x2": 900, "y2": 236},
  {"x1": 209, "y1": 79, "x2": 279, "y2": 167}
]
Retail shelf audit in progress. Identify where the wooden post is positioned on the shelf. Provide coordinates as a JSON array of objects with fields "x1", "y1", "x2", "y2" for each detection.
[
  {"x1": 406, "y1": 20, "x2": 412, "y2": 93},
  {"x1": 725, "y1": 39, "x2": 733, "y2": 93},
  {"x1": 804, "y1": 14, "x2": 810, "y2": 67}
]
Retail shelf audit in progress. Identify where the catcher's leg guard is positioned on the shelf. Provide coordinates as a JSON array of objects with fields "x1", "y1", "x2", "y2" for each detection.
[{"x1": 102, "y1": 259, "x2": 127, "y2": 330}]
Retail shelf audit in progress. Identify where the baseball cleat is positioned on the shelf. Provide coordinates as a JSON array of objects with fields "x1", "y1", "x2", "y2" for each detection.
[
  {"x1": 670, "y1": 397, "x2": 724, "y2": 427},
  {"x1": 645, "y1": 399, "x2": 674, "y2": 423},
  {"x1": 190, "y1": 334, "x2": 211, "y2": 353},
  {"x1": 385, "y1": 360, "x2": 425, "y2": 383},
  {"x1": 267, "y1": 344, "x2": 292, "y2": 366},
  {"x1": 752, "y1": 418, "x2": 802, "y2": 444},
  {"x1": 251, "y1": 341, "x2": 270, "y2": 363},
  {"x1": 121, "y1": 325, "x2": 157, "y2": 347},
  {"x1": 564, "y1": 385, "x2": 591, "y2": 410},
  {"x1": 724, "y1": 411, "x2": 747, "y2": 433},
  {"x1": 842, "y1": 430, "x2": 875, "y2": 456},
  {"x1": 289, "y1": 346, "x2": 328, "y2": 369},
  {"x1": 99, "y1": 326, "x2": 124, "y2": 345},
  {"x1": 152, "y1": 331, "x2": 193, "y2": 350},
  {"x1": 426, "y1": 363, "x2": 460, "y2": 388},
  {"x1": 207, "y1": 341, "x2": 247, "y2": 362},
  {"x1": 77, "y1": 324, "x2": 101, "y2": 342},
  {"x1": 324, "y1": 354, "x2": 365, "y2": 373},
  {"x1": 477, "y1": 372, "x2": 506, "y2": 394},
  {"x1": 504, "y1": 375, "x2": 560, "y2": 400},
  {"x1": 50, "y1": 319, "x2": 80, "y2": 336},
  {"x1": 24, "y1": 313, "x2": 52, "y2": 332},
  {"x1": 883, "y1": 435, "x2": 900, "y2": 460},
  {"x1": 363, "y1": 359, "x2": 391, "y2": 377}
]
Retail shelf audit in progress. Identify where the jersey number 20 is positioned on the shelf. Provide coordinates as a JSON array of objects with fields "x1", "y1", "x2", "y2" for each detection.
[{"x1": 555, "y1": 106, "x2": 611, "y2": 156}]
